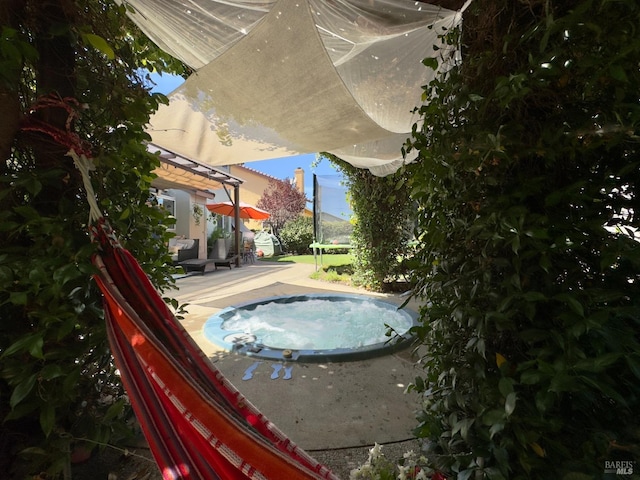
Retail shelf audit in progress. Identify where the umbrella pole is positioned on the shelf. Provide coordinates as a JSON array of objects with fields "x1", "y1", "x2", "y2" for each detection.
[{"x1": 234, "y1": 185, "x2": 241, "y2": 267}]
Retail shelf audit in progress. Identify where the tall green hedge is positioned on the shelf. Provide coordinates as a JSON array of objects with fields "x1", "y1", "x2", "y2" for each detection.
[
  {"x1": 0, "y1": 1, "x2": 187, "y2": 475},
  {"x1": 280, "y1": 216, "x2": 314, "y2": 254},
  {"x1": 406, "y1": 0, "x2": 640, "y2": 478},
  {"x1": 325, "y1": 155, "x2": 414, "y2": 292}
]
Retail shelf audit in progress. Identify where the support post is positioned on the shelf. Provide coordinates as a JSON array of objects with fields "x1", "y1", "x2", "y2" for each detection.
[{"x1": 234, "y1": 184, "x2": 241, "y2": 267}]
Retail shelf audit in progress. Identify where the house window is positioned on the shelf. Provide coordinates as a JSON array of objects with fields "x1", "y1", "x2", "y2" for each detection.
[{"x1": 154, "y1": 193, "x2": 176, "y2": 231}]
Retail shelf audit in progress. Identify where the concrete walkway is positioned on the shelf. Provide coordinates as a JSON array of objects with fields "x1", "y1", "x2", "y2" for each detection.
[{"x1": 166, "y1": 260, "x2": 426, "y2": 452}]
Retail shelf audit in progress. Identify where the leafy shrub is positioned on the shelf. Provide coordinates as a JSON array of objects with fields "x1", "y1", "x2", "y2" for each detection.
[
  {"x1": 406, "y1": 1, "x2": 640, "y2": 478},
  {"x1": 325, "y1": 155, "x2": 414, "y2": 292},
  {"x1": 310, "y1": 264, "x2": 354, "y2": 284},
  {"x1": 279, "y1": 216, "x2": 314, "y2": 254},
  {"x1": 0, "y1": 1, "x2": 188, "y2": 475}
]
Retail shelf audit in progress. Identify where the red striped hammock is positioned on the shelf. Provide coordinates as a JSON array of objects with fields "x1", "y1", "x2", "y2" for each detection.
[
  {"x1": 21, "y1": 96, "x2": 338, "y2": 478},
  {"x1": 91, "y1": 218, "x2": 339, "y2": 479}
]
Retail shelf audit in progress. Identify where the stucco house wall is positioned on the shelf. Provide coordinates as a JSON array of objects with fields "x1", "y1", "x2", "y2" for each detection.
[
  {"x1": 153, "y1": 161, "x2": 308, "y2": 259},
  {"x1": 228, "y1": 164, "x2": 282, "y2": 231}
]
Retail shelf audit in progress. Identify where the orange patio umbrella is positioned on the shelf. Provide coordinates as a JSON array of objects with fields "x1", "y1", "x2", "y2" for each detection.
[{"x1": 206, "y1": 201, "x2": 270, "y2": 220}]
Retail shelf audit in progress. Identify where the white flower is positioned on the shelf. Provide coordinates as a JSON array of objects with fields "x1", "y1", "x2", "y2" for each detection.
[
  {"x1": 415, "y1": 470, "x2": 429, "y2": 480},
  {"x1": 403, "y1": 450, "x2": 415, "y2": 460},
  {"x1": 350, "y1": 464, "x2": 373, "y2": 479},
  {"x1": 396, "y1": 464, "x2": 411, "y2": 480},
  {"x1": 369, "y1": 442, "x2": 384, "y2": 460}
]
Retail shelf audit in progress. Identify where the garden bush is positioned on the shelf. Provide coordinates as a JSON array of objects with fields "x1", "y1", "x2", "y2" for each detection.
[
  {"x1": 0, "y1": 1, "x2": 187, "y2": 475},
  {"x1": 325, "y1": 155, "x2": 414, "y2": 292},
  {"x1": 405, "y1": 1, "x2": 640, "y2": 478},
  {"x1": 279, "y1": 216, "x2": 314, "y2": 254}
]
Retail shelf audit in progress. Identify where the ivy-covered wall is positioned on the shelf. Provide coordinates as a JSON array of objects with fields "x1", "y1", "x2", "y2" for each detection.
[{"x1": 406, "y1": 0, "x2": 640, "y2": 477}]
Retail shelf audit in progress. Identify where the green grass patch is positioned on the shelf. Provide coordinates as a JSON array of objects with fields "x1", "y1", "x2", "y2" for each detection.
[
  {"x1": 259, "y1": 254, "x2": 354, "y2": 284},
  {"x1": 258, "y1": 254, "x2": 353, "y2": 266},
  {"x1": 309, "y1": 263, "x2": 354, "y2": 284}
]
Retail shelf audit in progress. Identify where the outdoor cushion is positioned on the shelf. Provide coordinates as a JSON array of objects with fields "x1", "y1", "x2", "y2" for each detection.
[{"x1": 168, "y1": 238, "x2": 199, "y2": 262}]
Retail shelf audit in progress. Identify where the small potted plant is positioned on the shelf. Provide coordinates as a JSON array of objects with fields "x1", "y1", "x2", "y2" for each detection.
[{"x1": 208, "y1": 227, "x2": 231, "y2": 259}]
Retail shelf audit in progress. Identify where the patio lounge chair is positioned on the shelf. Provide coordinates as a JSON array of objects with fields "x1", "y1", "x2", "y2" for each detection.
[{"x1": 168, "y1": 238, "x2": 199, "y2": 264}]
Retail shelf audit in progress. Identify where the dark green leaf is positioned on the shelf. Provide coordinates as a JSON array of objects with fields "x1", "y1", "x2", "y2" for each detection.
[
  {"x1": 2, "y1": 334, "x2": 41, "y2": 358},
  {"x1": 103, "y1": 399, "x2": 125, "y2": 422},
  {"x1": 40, "y1": 404, "x2": 55, "y2": 437},
  {"x1": 499, "y1": 377, "x2": 514, "y2": 397},
  {"x1": 609, "y1": 64, "x2": 628, "y2": 82},
  {"x1": 626, "y1": 356, "x2": 640, "y2": 380},
  {"x1": 553, "y1": 293, "x2": 584, "y2": 317},
  {"x1": 422, "y1": 57, "x2": 439, "y2": 70},
  {"x1": 10, "y1": 374, "x2": 36, "y2": 408}
]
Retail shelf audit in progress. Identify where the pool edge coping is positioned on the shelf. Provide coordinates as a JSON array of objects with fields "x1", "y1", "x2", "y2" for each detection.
[{"x1": 202, "y1": 293, "x2": 420, "y2": 363}]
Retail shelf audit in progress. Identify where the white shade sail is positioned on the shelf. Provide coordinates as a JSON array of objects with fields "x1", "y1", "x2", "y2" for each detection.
[{"x1": 124, "y1": 0, "x2": 464, "y2": 175}]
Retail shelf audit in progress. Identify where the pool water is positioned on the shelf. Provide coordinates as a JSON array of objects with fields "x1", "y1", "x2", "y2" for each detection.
[{"x1": 203, "y1": 294, "x2": 418, "y2": 362}]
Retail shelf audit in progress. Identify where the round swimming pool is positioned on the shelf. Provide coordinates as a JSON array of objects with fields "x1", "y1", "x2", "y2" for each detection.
[{"x1": 203, "y1": 293, "x2": 419, "y2": 362}]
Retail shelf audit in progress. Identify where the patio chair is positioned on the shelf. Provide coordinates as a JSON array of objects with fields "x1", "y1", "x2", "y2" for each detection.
[{"x1": 242, "y1": 238, "x2": 255, "y2": 264}]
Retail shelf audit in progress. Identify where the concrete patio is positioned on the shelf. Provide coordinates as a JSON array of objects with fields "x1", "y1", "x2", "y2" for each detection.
[{"x1": 162, "y1": 260, "x2": 427, "y2": 477}]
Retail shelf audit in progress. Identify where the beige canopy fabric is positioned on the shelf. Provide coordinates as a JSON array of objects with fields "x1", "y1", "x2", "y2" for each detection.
[{"x1": 125, "y1": 0, "x2": 464, "y2": 175}]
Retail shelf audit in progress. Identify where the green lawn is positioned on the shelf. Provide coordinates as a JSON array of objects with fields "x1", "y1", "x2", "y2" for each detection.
[
  {"x1": 259, "y1": 253, "x2": 355, "y2": 284},
  {"x1": 258, "y1": 253, "x2": 353, "y2": 266}
]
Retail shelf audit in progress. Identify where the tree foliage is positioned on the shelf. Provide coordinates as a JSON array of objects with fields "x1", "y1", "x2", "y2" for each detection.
[
  {"x1": 257, "y1": 177, "x2": 307, "y2": 237},
  {"x1": 279, "y1": 215, "x2": 314, "y2": 255},
  {"x1": 325, "y1": 154, "x2": 414, "y2": 292},
  {"x1": 406, "y1": 0, "x2": 640, "y2": 477},
  {"x1": 0, "y1": 0, "x2": 188, "y2": 475}
]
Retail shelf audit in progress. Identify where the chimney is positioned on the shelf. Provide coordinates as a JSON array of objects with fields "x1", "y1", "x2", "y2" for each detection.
[{"x1": 294, "y1": 167, "x2": 304, "y2": 195}]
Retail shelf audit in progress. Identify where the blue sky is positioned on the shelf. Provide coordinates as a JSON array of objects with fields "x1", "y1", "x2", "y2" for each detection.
[{"x1": 148, "y1": 72, "x2": 343, "y2": 196}]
